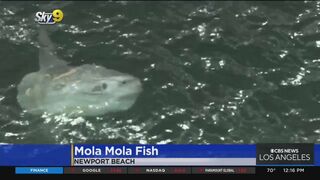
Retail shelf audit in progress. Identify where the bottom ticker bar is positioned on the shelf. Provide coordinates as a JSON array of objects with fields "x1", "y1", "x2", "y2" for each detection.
[{"x1": 0, "y1": 166, "x2": 320, "y2": 175}]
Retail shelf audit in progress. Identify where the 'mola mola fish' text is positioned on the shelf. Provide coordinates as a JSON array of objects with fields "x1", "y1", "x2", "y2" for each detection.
[{"x1": 74, "y1": 146, "x2": 159, "y2": 156}]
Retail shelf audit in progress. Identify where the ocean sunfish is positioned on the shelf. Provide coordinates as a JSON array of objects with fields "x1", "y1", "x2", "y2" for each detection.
[{"x1": 17, "y1": 28, "x2": 142, "y2": 116}]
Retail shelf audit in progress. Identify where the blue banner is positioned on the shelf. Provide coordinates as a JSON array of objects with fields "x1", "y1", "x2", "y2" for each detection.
[
  {"x1": 0, "y1": 144, "x2": 70, "y2": 166},
  {"x1": 0, "y1": 144, "x2": 320, "y2": 166},
  {"x1": 73, "y1": 144, "x2": 256, "y2": 158},
  {"x1": 315, "y1": 144, "x2": 320, "y2": 166}
]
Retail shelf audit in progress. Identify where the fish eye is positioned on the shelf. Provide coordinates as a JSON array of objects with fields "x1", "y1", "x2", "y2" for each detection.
[
  {"x1": 92, "y1": 83, "x2": 107, "y2": 93},
  {"x1": 102, "y1": 83, "x2": 107, "y2": 89},
  {"x1": 121, "y1": 81, "x2": 127, "y2": 85}
]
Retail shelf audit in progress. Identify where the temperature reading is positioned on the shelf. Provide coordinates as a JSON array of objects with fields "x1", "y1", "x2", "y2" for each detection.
[{"x1": 267, "y1": 168, "x2": 276, "y2": 173}]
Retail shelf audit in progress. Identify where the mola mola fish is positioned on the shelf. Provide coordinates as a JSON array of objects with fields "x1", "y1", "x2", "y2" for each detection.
[{"x1": 17, "y1": 28, "x2": 142, "y2": 116}]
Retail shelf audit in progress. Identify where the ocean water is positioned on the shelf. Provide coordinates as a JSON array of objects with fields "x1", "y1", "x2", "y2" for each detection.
[{"x1": 0, "y1": 1, "x2": 320, "y2": 144}]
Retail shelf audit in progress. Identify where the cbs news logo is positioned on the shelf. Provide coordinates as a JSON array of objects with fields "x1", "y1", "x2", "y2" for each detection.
[{"x1": 35, "y1": 9, "x2": 64, "y2": 24}]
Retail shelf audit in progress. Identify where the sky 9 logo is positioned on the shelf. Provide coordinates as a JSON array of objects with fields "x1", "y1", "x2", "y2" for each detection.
[{"x1": 35, "y1": 9, "x2": 64, "y2": 24}]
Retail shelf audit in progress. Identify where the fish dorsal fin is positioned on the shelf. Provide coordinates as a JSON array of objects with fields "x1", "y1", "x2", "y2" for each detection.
[{"x1": 38, "y1": 27, "x2": 68, "y2": 70}]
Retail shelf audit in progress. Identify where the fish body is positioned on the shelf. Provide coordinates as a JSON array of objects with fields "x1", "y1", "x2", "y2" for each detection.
[{"x1": 17, "y1": 28, "x2": 142, "y2": 116}]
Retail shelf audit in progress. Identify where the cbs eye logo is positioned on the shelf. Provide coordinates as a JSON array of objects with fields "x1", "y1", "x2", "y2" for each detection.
[{"x1": 35, "y1": 9, "x2": 64, "y2": 24}]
